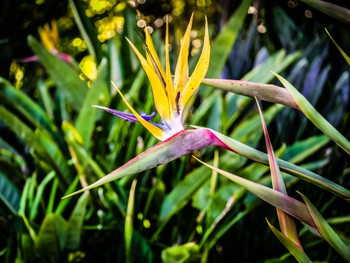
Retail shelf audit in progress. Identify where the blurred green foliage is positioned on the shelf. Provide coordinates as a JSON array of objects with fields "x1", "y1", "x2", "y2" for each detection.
[{"x1": 0, "y1": 0, "x2": 350, "y2": 262}]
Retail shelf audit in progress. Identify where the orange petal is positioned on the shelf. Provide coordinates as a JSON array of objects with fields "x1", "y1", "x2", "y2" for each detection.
[
  {"x1": 112, "y1": 82, "x2": 165, "y2": 140},
  {"x1": 174, "y1": 14, "x2": 193, "y2": 97},
  {"x1": 126, "y1": 38, "x2": 171, "y2": 121},
  {"x1": 165, "y1": 16, "x2": 175, "y2": 115},
  {"x1": 180, "y1": 16, "x2": 210, "y2": 110},
  {"x1": 144, "y1": 28, "x2": 166, "y2": 82}
]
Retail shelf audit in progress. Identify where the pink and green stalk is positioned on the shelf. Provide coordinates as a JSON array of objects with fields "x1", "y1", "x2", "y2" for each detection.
[{"x1": 255, "y1": 97, "x2": 302, "y2": 249}]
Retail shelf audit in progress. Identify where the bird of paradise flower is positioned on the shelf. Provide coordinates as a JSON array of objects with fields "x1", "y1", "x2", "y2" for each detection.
[
  {"x1": 93, "y1": 14, "x2": 210, "y2": 141},
  {"x1": 20, "y1": 21, "x2": 73, "y2": 63},
  {"x1": 63, "y1": 15, "x2": 226, "y2": 198},
  {"x1": 63, "y1": 15, "x2": 346, "y2": 202}
]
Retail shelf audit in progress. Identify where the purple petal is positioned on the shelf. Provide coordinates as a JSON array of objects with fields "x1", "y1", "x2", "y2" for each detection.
[{"x1": 92, "y1": 105, "x2": 155, "y2": 122}]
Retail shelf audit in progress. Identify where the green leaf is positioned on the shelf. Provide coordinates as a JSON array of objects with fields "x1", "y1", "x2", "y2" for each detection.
[
  {"x1": 29, "y1": 171, "x2": 56, "y2": 221},
  {"x1": 75, "y1": 58, "x2": 109, "y2": 145},
  {"x1": 230, "y1": 104, "x2": 283, "y2": 145},
  {"x1": 0, "y1": 106, "x2": 39, "y2": 152},
  {"x1": 242, "y1": 50, "x2": 301, "y2": 83},
  {"x1": 0, "y1": 107, "x2": 71, "y2": 184},
  {"x1": 0, "y1": 171, "x2": 21, "y2": 215},
  {"x1": 266, "y1": 219, "x2": 312, "y2": 263},
  {"x1": 161, "y1": 243, "x2": 201, "y2": 263},
  {"x1": 35, "y1": 214, "x2": 67, "y2": 260},
  {"x1": 274, "y1": 73, "x2": 350, "y2": 155},
  {"x1": 125, "y1": 179, "x2": 137, "y2": 263},
  {"x1": 62, "y1": 121, "x2": 127, "y2": 207},
  {"x1": 281, "y1": 135, "x2": 329, "y2": 163},
  {"x1": 107, "y1": 37, "x2": 124, "y2": 87},
  {"x1": 207, "y1": 0, "x2": 250, "y2": 78},
  {"x1": 299, "y1": 192, "x2": 350, "y2": 261},
  {"x1": 159, "y1": 166, "x2": 210, "y2": 221},
  {"x1": 0, "y1": 78, "x2": 60, "y2": 142},
  {"x1": 35, "y1": 129, "x2": 73, "y2": 186},
  {"x1": 27, "y1": 36, "x2": 88, "y2": 110},
  {"x1": 65, "y1": 192, "x2": 89, "y2": 250},
  {"x1": 37, "y1": 79, "x2": 54, "y2": 120}
]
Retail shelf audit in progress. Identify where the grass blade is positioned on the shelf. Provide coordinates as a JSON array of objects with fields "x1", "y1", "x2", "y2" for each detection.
[{"x1": 125, "y1": 179, "x2": 137, "y2": 263}]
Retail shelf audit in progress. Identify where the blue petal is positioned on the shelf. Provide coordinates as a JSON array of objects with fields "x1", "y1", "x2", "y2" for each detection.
[{"x1": 92, "y1": 105, "x2": 155, "y2": 123}]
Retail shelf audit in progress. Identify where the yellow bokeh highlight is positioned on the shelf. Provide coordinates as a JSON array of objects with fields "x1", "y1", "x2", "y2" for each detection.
[
  {"x1": 79, "y1": 55, "x2": 97, "y2": 81},
  {"x1": 89, "y1": 0, "x2": 115, "y2": 14},
  {"x1": 82, "y1": 0, "x2": 127, "y2": 43},
  {"x1": 9, "y1": 60, "x2": 24, "y2": 88},
  {"x1": 97, "y1": 16, "x2": 124, "y2": 42}
]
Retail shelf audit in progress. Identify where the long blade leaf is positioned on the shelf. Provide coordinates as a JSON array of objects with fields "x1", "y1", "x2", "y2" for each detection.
[
  {"x1": 27, "y1": 36, "x2": 88, "y2": 110},
  {"x1": 193, "y1": 156, "x2": 316, "y2": 228},
  {"x1": 274, "y1": 73, "x2": 350, "y2": 155},
  {"x1": 202, "y1": 78, "x2": 298, "y2": 109},
  {"x1": 299, "y1": 192, "x2": 350, "y2": 261},
  {"x1": 266, "y1": 219, "x2": 312, "y2": 263}
]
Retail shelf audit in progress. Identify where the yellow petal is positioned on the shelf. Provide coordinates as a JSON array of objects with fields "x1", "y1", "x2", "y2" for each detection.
[
  {"x1": 39, "y1": 26, "x2": 54, "y2": 50},
  {"x1": 144, "y1": 27, "x2": 166, "y2": 83},
  {"x1": 112, "y1": 82, "x2": 165, "y2": 140},
  {"x1": 180, "y1": 16, "x2": 210, "y2": 109},
  {"x1": 165, "y1": 16, "x2": 175, "y2": 115},
  {"x1": 174, "y1": 14, "x2": 193, "y2": 97},
  {"x1": 126, "y1": 38, "x2": 171, "y2": 121},
  {"x1": 38, "y1": 21, "x2": 59, "y2": 51},
  {"x1": 50, "y1": 20, "x2": 59, "y2": 46}
]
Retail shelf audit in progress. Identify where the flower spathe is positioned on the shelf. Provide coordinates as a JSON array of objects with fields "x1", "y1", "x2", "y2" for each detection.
[{"x1": 99, "y1": 15, "x2": 210, "y2": 141}]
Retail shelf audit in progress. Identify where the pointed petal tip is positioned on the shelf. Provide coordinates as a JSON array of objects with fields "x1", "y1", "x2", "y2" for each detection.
[{"x1": 91, "y1": 104, "x2": 107, "y2": 110}]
